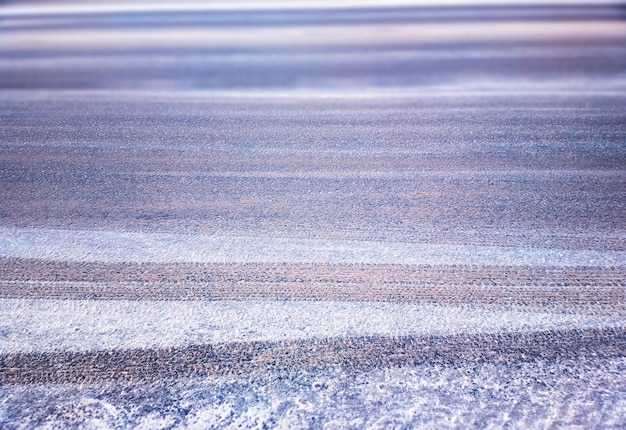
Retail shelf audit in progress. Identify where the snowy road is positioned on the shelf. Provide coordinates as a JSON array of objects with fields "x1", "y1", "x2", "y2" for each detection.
[{"x1": 1, "y1": 1, "x2": 625, "y2": 428}]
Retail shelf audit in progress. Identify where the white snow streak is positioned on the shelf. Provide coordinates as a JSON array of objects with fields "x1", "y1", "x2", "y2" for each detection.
[
  {"x1": 0, "y1": 299, "x2": 621, "y2": 353},
  {"x1": 0, "y1": 226, "x2": 624, "y2": 266}
]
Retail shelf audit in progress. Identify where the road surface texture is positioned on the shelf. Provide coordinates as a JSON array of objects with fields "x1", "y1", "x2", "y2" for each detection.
[{"x1": 1, "y1": 0, "x2": 625, "y2": 428}]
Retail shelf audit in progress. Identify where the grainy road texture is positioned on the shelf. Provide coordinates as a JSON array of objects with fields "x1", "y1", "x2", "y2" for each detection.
[{"x1": 1, "y1": 1, "x2": 625, "y2": 428}]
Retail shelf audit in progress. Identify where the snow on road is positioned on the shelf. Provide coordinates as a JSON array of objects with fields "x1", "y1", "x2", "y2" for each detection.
[{"x1": 1, "y1": 0, "x2": 625, "y2": 428}]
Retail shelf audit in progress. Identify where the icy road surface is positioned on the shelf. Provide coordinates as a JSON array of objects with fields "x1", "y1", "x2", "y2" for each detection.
[{"x1": 1, "y1": 1, "x2": 625, "y2": 428}]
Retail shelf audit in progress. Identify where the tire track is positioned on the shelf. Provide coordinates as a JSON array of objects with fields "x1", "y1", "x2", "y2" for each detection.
[
  {"x1": 3, "y1": 259, "x2": 624, "y2": 286},
  {"x1": 2, "y1": 327, "x2": 624, "y2": 385},
  {"x1": 2, "y1": 259, "x2": 623, "y2": 314}
]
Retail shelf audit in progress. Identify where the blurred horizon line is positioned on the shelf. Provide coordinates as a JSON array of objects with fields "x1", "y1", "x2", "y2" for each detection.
[{"x1": 2, "y1": 0, "x2": 625, "y2": 17}]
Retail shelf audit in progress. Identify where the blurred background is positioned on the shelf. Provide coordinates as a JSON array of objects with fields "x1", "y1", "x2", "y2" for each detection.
[{"x1": 2, "y1": 0, "x2": 625, "y2": 91}]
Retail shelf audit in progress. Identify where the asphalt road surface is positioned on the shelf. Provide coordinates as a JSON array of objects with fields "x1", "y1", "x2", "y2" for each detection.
[{"x1": 1, "y1": 1, "x2": 625, "y2": 428}]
